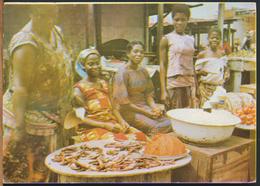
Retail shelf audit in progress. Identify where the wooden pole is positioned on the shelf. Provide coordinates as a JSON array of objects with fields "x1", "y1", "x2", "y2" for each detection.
[
  {"x1": 94, "y1": 5, "x2": 102, "y2": 49},
  {"x1": 86, "y1": 4, "x2": 96, "y2": 47},
  {"x1": 231, "y1": 30, "x2": 235, "y2": 52},
  {"x1": 144, "y1": 4, "x2": 150, "y2": 52},
  {"x1": 218, "y1": 3, "x2": 225, "y2": 45},
  {"x1": 156, "y1": 4, "x2": 164, "y2": 62},
  {"x1": 197, "y1": 30, "x2": 200, "y2": 51},
  {"x1": 227, "y1": 23, "x2": 231, "y2": 45}
]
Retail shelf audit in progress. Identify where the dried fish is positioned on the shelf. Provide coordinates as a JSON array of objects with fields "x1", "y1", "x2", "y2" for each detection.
[
  {"x1": 106, "y1": 149, "x2": 119, "y2": 155},
  {"x1": 91, "y1": 147, "x2": 103, "y2": 153},
  {"x1": 121, "y1": 162, "x2": 137, "y2": 171},
  {"x1": 52, "y1": 140, "x2": 181, "y2": 173},
  {"x1": 88, "y1": 153, "x2": 101, "y2": 159},
  {"x1": 97, "y1": 156, "x2": 105, "y2": 170},
  {"x1": 80, "y1": 144, "x2": 92, "y2": 151},
  {"x1": 61, "y1": 146, "x2": 78, "y2": 153},
  {"x1": 89, "y1": 160, "x2": 99, "y2": 166},
  {"x1": 70, "y1": 163, "x2": 82, "y2": 170},
  {"x1": 104, "y1": 142, "x2": 123, "y2": 148},
  {"x1": 52, "y1": 154, "x2": 63, "y2": 162},
  {"x1": 75, "y1": 161, "x2": 98, "y2": 171}
]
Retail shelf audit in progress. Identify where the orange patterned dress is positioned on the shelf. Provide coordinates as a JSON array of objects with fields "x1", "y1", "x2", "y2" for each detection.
[{"x1": 71, "y1": 79, "x2": 148, "y2": 143}]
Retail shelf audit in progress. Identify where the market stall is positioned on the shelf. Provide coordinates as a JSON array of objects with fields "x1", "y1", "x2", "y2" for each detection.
[
  {"x1": 3, "y1": 2, "x2": 257, "y2": 184},
  {"x1": 166, "y1": 107, "x2": 255, "y2": 182}
]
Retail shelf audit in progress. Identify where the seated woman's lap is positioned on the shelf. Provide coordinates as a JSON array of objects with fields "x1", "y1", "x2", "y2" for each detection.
[{"x1": 125, "y1": 112, "x2": 172, "y2": 136}]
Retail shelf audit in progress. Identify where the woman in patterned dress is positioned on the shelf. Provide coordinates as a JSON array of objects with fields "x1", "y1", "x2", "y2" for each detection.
[{"x1": 65, "y1": 48, "x2": 148, "y2": 143}]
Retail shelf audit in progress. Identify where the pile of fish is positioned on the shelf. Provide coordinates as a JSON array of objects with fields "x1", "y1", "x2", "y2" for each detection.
[{"x1": 52, "y1": 140, "x2": 176, "y2": 172}]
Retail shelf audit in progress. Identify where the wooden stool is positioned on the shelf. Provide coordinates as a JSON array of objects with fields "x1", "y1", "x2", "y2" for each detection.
[{"x1": 172, "y1": 133, "x2": 253, "y2": 182}]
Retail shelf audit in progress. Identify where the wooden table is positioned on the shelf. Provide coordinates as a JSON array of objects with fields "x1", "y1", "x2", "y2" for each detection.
[
  {"x1": 227, "y1": 57, "x2": 256, "y2": 92},
  {"x1": 171, "y1": 133, "x2": 253, "y2": 182}
]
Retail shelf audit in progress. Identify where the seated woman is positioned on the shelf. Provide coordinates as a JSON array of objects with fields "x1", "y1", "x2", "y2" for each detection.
[
  {"x1": 65, "y1": 48, "x2": 147, "y2": 143},
  {"x1": 195, "y1": 26, "x2": 230, "y2": 107},
  {"x1": 113, "y1": 41, "x2": 172, "y2": 136}
]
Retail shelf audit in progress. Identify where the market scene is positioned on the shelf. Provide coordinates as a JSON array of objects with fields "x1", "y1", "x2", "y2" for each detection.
[{"x1": 2, "y1": 2, "x2": 256, "y2": 183}]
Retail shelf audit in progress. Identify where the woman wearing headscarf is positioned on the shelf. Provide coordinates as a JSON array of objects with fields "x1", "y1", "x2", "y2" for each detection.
[{"x1": 64, "y1": 48, "x2": 148, "y2": 143}]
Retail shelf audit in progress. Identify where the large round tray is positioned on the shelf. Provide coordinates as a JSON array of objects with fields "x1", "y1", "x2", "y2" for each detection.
[{"x1": 45, "y1": 139, "x2": 191, "y2": 178}]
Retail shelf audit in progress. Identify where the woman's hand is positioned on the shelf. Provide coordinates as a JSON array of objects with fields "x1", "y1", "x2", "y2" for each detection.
[
  {"x1": 152, "y1": 106, "x2": 164, "y2": 118},
  {"x1": 144, "y1": 110, "x2": 160, "y2": 119},
  {"x1": 160, "y1": 89, "x2": 168, "y2": 103},
  {"x1": 160, "y1": 92, "x2": 170, "y2": 110},
  {"x1": 119, "y1": 120, "x2": 131, "y2": 133},
  {"x1": 104, "y1": 123, "x2": 124, "y2": 133},
  {"x1": 112, "y1": 124, "x2": 124, "y2": 133}
]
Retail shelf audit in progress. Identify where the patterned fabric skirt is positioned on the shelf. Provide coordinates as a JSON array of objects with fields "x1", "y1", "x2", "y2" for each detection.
[
  {"x1": 198, "y1": 82, "x2": 218, "y2": 107},
  {"x1": 3, "y1": 107, "x2": 59, "y2": 183},
  {"x1": 167, "y1": 86, "x2": 198, "y2": 109}
]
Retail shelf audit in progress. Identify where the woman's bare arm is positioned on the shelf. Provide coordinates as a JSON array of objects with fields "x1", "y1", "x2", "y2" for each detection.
[
  {"x1": 12, "y1": 45, "x2": 37, "y2": 134},
  {"x1": 159, "y1": 36, "x2": 168, "y2": 102}
]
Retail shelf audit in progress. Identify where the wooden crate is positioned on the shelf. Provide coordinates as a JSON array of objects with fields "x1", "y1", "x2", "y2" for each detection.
[
  {"x1": 232, "y1": 128, "x2": 256, "y2": 182},
  {"x1": 172, "y1": 134, "x2": 253, "y2": 182}
]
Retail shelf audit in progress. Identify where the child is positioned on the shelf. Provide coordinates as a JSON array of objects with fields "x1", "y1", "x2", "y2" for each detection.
[
  {"x1": 65, "y1": 48, "x2": 147, "y2": 143},
  {"x1": 159, "y1": 4, "x2": 198, "y2": 109},
  {"x1": 195, "y1": 26, "x2": 230, "y2": 107}
]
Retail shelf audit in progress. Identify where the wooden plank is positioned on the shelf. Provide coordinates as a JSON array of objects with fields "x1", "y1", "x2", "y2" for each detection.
[
  {"x1": 212, "y1": 161, "x2": 249, "y2": 182},
  {"x1": 170, "y1": 133, "x2": 253, "y2": 156},
  {"x1": 212, "y1": 148, "x2": 249, "y2": 169},
  {"x1": 184, "y1": 136, "x2": 253, "y2": 157}
]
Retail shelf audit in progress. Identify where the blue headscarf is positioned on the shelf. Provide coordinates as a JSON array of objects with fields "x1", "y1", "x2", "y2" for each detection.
[{"x1": 75, "y1": 48, "x2": 101, "y2": 78}]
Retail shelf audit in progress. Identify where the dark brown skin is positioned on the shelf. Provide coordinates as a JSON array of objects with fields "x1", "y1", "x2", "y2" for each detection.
[
  {"x1": 159, "y1": 13, "x2": 190, "y2": 104},
  {"x1": 73, "y1": 54, "x2": 130, "y2": 133},
  {"x1": 11, "y1": 7, "x2": 59, "y2": 142},
  {"x1": 125, "y1": 44, "x2": 164, "y2": 119},
  {"x1": 12, "y1": 46, "x2": 37, "y2": 141},
  {"x1": 196, "y1": 31, "x2": 229, "y2": 79},
  {"x1": 159, "y1": 36, "x2": 169, "y2": 104}
]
